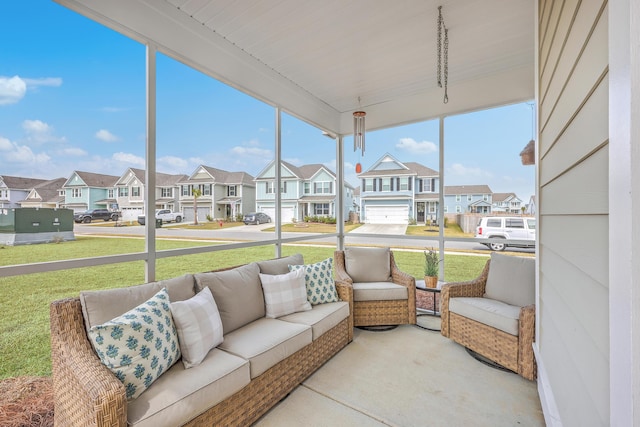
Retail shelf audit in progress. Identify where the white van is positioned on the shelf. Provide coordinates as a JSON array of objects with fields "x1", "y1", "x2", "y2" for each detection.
[{"x1": 475, "y1": 216, "x2": 536, "y2": 251}]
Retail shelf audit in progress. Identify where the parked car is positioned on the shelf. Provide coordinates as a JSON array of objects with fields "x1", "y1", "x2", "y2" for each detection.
[
  {"x1": 74, "y1": 209, "x2": 120, "y2": 223},
  {"x1": 243, "y1": 212, "x2": 271, "y2": 225},
  {"x1": 475, "y1": 216, "x2": 536, "y2": 251},
  {"x1": 137, "y1": 209, "x2": 183, "y2": 225}
]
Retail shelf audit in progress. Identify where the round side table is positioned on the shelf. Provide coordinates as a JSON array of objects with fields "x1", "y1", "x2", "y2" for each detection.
[{"x1": 415, "y1": 279, "x2": 445, "y2": 331}]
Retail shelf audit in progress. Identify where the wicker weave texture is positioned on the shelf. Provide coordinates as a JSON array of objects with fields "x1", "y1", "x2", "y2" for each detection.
[
  {"x1": 51, "y1": 296, "x2": 351, "y2": 426},
  {"x1": 440, "y1": 258, "x2": 537, "y2": 381},
  {"x1": 334, "y1": 250, "x2": 416, "y2": 327}
]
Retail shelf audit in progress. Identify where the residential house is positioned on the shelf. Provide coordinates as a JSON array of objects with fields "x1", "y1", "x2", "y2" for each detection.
[
  {"x1": 444, "y1": 185, "x2": 493, "y2": 215},
  {"x1": 358, "y1": 154, "x2": 439, "y2": 224},
  {"x1": 525, "y1": 195, "x2": 536, "y2": 216},
  {"x1": 254, "y1": 161, "x2": 354, "y2": 222},
  {"x1": 19, "y1": 177, "x2": 67, "y2": 209},
  {"x1": 0, "y1": 175, "x2": 48, "y2": 209},
  {"x1": 61, "y1": 171, "x2": 119, "y2": 213},
  {"x1": 178, "y1": 165, "x2": 256, "y2": 222},
  {"x1": 491, "y1": 192, "x2": 524, "y2": 214},
  {"x1": 114, "y1": 168, "x2": 187, "y2": 221}
]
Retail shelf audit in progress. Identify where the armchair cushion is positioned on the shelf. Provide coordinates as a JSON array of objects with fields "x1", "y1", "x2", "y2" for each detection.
[
  {"x1": 449, "y1": 297, "x2": 521, "y2": 336},
  {"x1": 352, "y1": 282, "x2": 408, "y2": 302},
  {"x1": 344, "y1": 247, "x2": 391, "y2": 283},
  {"x1": 484, "y1": 253, "x2": 535, "y2": 307}
]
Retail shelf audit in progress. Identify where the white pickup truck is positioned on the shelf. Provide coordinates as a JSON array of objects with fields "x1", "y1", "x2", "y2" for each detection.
[{"x1": 137, "y1": 209, "x2": 183, "y2": 225}]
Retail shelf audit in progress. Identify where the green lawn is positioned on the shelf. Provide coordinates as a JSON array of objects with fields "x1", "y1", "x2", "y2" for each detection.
[
  {"x1": 0, "y1": 237, "x2": 488, "y2": 380},
  {"x1": 264, "y1": 222, "x2": 362, "y2": 233}
]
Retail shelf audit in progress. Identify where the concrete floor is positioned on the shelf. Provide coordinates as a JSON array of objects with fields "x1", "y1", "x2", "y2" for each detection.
[{"x1": 255, "y1": 323, "x2": 545, "y2": 427}]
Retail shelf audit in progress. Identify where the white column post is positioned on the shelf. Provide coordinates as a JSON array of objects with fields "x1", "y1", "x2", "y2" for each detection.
[
  {"x1": 438, "y1": 116, "x2": 445, "y2": 279},
  {"x1": 145, "y1": 43, "x2": 157, "y2": 283},
  {"x1": 274, "y1": 107, "x2": 282, "y2": 258},
  {"x1": 336, "y1": 134, "x2": 345, "y2": 250}
]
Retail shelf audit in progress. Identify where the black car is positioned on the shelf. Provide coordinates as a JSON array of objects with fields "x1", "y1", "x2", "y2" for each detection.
[
  {"x1": 243, "y1": 212, "x2": 271, "y2": 225},
  {"x1": 74, "y1": 209, "x2": 120, "y2": 223}
]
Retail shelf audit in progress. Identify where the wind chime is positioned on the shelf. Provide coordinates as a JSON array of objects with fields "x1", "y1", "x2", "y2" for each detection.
[
  {"x1": 437, "y1": 5, "x2": 449, "y2": 104},
  {"x1": 353, "y1": 97, "x2": 365, "y2": 173}
]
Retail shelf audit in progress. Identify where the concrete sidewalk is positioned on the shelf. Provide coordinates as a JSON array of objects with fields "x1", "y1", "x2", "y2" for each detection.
[{"x1": 349, "y1": 223, "x2": 408, "y2": 235}]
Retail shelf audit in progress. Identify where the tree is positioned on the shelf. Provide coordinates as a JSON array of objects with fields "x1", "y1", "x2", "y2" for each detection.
[{"x1": 192, "y1": 187, "x2": 202, "y2": 225}]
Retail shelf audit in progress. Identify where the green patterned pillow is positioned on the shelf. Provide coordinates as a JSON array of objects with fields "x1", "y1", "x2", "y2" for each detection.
[
  {"x1": 289, "y1": 257, "x2": 339, "y2": 305},
  {"x1": 88, "y1": 288, "x2": 181, "y2": 400}
]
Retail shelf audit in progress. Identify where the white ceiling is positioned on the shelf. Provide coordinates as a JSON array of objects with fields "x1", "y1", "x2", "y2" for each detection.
[{"x1": 55, "y1": 0, "x2": 535, "y2": 134}]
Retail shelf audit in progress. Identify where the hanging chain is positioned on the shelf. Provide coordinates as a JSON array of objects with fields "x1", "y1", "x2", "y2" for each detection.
[
  {"x1": 443, "y1": 27, "x2": 449, "y2": 104},
  {"x1": 437, "y1": 6, "x2": 443, "y2": 88},
  {"x1": 436, "y1": 6, "x2": 449, "y2": 103}
]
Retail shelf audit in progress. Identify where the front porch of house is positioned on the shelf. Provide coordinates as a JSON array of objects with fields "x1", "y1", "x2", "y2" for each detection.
[{"x1": 257, "y1": 325, "x2": 543, "y2": 426}]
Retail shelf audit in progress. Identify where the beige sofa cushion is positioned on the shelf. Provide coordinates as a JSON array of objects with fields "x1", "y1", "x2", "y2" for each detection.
[
  {"x1": 218, "y1": 318, "x2": 312, "y2": 379},
  {"x1": 128, "y1": 348, "x2": 250, "y2": 427},
  {"x1": 352, "y1": 282, "x2": 408, "y2": 301},
  {"x1": 80, "y1": 274, "x2": 196, "y2": 331},
  {"x1": 279, "y1": 301, "x2": 349, "y2": 340},
  {"x1": 194, "y1": 263, "x2": 264, "y2": 334},
  {"x1": 345, "y1": 247, "x2": 391, "y2": 283},
  {"x1": 449, "y1": 297, "x2": 521, "y2": 336},
  {"x1": 257, "y1": 253, "x2": 304, "y2": 275},
  {"x1": 484, "y1": 253, "x2": 535, "y2": 307}
]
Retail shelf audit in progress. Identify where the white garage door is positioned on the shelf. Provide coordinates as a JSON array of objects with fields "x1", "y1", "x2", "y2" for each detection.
[
  {"x1": 365, "y1": 206, "x2": 409, "y2": 224},
  {"x1": 260, "y1": 207, "x2": 294, "y2": 223},
  {"x1": 183, "y1": 207, "x2": 210, "y2": 222}
]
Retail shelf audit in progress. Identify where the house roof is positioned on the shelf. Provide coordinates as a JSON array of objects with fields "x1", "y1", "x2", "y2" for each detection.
[
  {"x1": 297, "y1": 164, "x2": 334, "y2": 180},
  {"x1": 119, "y1": 168, "x2": 189, "y2": 186},
  {"x1": 56, "y1": 0, "x2": 534, "y2": 134},
  {"x1": 181, "y1": 165, "x2": 255, "y2": 186},
  {"x1": 444, "y1": 185, "x2": 492, "y2": 195},
  {"x1": 65, "y1": 171, "x2": 119, "y2": 188},
  {"x1": 0, "y1": 175, "x2": 48, "y2": 190},
  {"x1": 492, "y1": 192, "x2": 519, "y2": 203},
  {"x1": 27, "y1": 178, "x2": 67, "y2": 203}
]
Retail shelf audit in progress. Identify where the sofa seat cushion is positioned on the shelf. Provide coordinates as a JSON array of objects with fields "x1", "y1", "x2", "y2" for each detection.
[
  {"x1": 218, "y1": 318, "x2": 312, "y2": 379},
  {"x1": 352, "y1": 282, "x2": 408, "y2": 302},
  {"x1": 279, "y1": 301, "x2": 349, "y2": 340},
  {"x1": 449, "y1": 297, "x2": 521, "y2": 336},
  {"x1": 128, "y1": 348, "x2": 250, "y2": 427}
]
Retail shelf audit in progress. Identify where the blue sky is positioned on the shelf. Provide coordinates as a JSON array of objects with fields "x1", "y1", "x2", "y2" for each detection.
[{"x1": 0, "y1": 1, "x2": 534, "y2": 202}]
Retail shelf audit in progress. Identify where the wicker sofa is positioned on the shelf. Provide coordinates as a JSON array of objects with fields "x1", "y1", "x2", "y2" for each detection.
[
  {"x1": 50, "y1": 254, "x2": 353, "y2": 426},
  {"x1": 334, "y1": 247, "x2": 416, "y2": 327},
  {"x1": 440, "y1": 252, "x2": 536, "y2": 380}
]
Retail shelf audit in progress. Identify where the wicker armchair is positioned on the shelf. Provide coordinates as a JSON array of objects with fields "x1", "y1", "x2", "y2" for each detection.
[
  {"x1": 334, "y1": 248, "x2": 416, "y2": 327},
  {"x1": 440, "y1": 254, "x2": 536, "y2": 380}
]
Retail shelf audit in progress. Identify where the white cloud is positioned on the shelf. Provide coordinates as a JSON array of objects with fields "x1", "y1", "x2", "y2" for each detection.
[
  {"x1": 22, "y1": 119, "x2": 65, "y2": 144},
  {"x1": 158, "y1": 155, "x2": 190, "y2": 173},
  {"x1": 112, "y1": 152, "x2": 145, "y2": 167},
  {"x1": 22, "y1": 77, "x2": 63, "y2": 88},
  {"x1": 0, "y1": 76, "x2": 27, "y2": 105},
  {"x1": 449, "y1": 163, "x2": 492, "y2": 178},
  {"x1": 230, "y1": 145, "x2": 272, "y2": 157},
  {"x1": 0, "y1": 135, "x2": 50, "y2": 164},
  {"x1": 395, "y1": 137, "x2": 437, "y2": 155},
  {"x1": 61, "y1": 147, "x2": 88, "y2": 157},
  {"x1": 96, "y1": 129, "x2": 119, "y2": 142}
]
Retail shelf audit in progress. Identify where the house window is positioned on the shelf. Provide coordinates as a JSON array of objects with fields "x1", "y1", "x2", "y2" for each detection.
[
  {"x1": 400, "y1": 177, "x2": 408, "y2": 190},
  {"x1": 132, "y1": 187, "x2": 140, "y2": 197},
  {"x1": 227, "y1": 186, "x2": 237, "y2": 197},
  {"x1": 107, "y1": 189, "x2": 114, "y2": 198},
  {"x1": 161, "y1": 188, "x2": 172, "y2": 198},
  {"x1": 182, "y1": 185, "x2": 191, "y2": 196},
  {"x1": 72, "y1": 188, "x2": 82, "y2": 198},
  {"x1": 304, "y1": 182, "x2": 310, "y2": 194},
  {"x1": 118, "y1": 187, "x2": 129, "y2": 197},
  {"x1": 281, "y1": 181, "x2": 287, "y2": 193},
  {"x1": 429, "y1": 204, "x2": 436, "y2": 213},
  {"x1": 444, "y1": 206, "x2": 448, "y2": 213},
  {"x1": 314, "y1": 182, "x2": 331, "y2": 194},
  {"x1": 266, "y1": 181, "x2": 275, "y2": 194},
  {"x1": 455, "y1": 194, "x2": 461, "y2": 202},
  {"x1": 483, "y1": 194, "x2": 489, "y2": 201},
  {"x1": 467, "y1": 195, "x2": 472, "y2": 201},
  {"x1": 382, "y1": 178, "x2": 391, "y2": 191},
  {"x1": 314, "y1": 203, "x2": 330, "y2": 215},
  {"x1": 203, "y1": 184, "x2": 211, "y2": 196},
  {"x1": 365, "y1": 179, "x2": 374, "y2": 192},
  {"x1": 456, "y1": 205, "x2": 461, "y2": 213}
]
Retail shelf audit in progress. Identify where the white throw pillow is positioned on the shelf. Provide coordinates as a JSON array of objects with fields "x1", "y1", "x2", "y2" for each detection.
[
  {"x1": 170, "y1": 287, "x2": 224, "y2": 369},
  {"x1": 259, "y1": 269, "x2": 312, "y2": 318},
  {"x1": 88, "y1": 288, "x2": 181, "y2": 400}
]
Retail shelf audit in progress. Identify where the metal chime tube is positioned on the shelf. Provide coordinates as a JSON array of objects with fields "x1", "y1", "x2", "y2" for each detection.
[{"x1": 353, "y1": 111, "x2": 366, "y2": 155}]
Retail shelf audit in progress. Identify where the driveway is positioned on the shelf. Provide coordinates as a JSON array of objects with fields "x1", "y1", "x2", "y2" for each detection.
[{"x1": 349, "y1": 223, "x2": 407, "y2": 235}]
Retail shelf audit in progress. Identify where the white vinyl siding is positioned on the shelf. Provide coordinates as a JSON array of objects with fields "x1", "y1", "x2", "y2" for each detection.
[{"x1": 537, "y1": 1, "x2": 609, "y2": 425}]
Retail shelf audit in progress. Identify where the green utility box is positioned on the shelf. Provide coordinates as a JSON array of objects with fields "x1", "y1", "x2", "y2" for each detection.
[{"x1": 0, "y1": 208, "x2": 75, "y2": 245}]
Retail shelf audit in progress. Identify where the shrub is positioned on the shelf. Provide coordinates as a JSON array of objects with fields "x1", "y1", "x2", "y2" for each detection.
[{"x1": 206, "y1": 214, "x2": 213, "y2": 222}]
